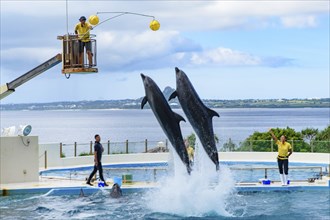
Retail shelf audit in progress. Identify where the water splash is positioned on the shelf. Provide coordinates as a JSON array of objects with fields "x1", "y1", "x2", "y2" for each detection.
[{"x1": 146, "y1": 142, "x2": 245, "y2": 217}]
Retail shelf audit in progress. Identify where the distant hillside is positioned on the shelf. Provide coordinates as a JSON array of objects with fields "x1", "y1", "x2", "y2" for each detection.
[{"x1": 1, "y1": 87, "x2": 329, "y2": 111}]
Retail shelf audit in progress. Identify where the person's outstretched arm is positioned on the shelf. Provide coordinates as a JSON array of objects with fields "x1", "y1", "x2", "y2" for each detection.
[{"x1": 269, "y1": 128, "x2": 278, "y2": 142}]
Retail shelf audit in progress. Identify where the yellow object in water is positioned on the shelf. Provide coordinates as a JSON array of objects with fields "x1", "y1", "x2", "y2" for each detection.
[
  {"x1": 149, "y1": 20, "x2": 160, "y2": 31},
  {"x1": 89, "y1": 15, "x2": 99, "y2": 25}
]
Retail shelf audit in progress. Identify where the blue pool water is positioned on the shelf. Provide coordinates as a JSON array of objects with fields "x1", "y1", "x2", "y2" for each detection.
[
  {"x1": 1, "y1": 189, "x2": 329, "y2": 220},
  {"x1": 2, "y1": 161, "x2": 329, "y2": 220}
]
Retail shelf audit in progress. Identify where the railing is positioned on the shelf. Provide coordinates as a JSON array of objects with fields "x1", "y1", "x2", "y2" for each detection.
[
  {"x1": 60, "y1": 34, "x2": 97, "y2": 69},
  {"x1": 57, "y1": 139, "x2": 329, "y2": 158},
  {"x1": 59, "y1": 139, "x2": 169, "y2": 158},
  {"x1": 230, "y1": 166, "x2": 324, "y2": 180},
  {"x1": 218, "y1": 139, "x2": 330, "y2": 153}
]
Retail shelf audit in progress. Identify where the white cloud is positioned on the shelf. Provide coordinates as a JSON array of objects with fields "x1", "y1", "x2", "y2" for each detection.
[
  {"x1": 281, "y1": 15, "x2": 317, "y2": 28},
  {"x1": 96, "y1": 30, "x2": 201, "y2": 71},
  {"x1": 1, "y1": 47, "x2": 59, "y2": 63},
  {"x1": 95, "y1": 31, "x2": 274, "y2": 70},
  {"x1": 190, "y1": 48, "x2": 261, "y2": 66},
  {"x1": 96, "y1": 30, "x2": 292, "y2": 70},
  {"x1": 1, "y1": 1, "x2": 328, "y2": 31}
]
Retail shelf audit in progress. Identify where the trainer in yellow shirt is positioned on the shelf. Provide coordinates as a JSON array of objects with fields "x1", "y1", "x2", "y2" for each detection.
[
  {"x1": 74, "y1": 16, "x2": 93, "y2": 67},
  {"x1": 184, "y1": 139, "x2": 195, "y2": 165},
  {"x1": 269, "y1": 129, "x2": 293, "y2": 186},
  {"x1": 276, "y1": 140, "x2": 292, "y2": 160}
]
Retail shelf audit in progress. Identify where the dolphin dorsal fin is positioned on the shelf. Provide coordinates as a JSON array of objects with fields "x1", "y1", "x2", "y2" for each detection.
[
  {"x1": 207, "y1": 108, "x2": 220, "y2": 118},
  {"x1": 141, "y1": 96, "x2": 148, "y2": 109},
  {"x1": 168, "y1": 91, "x2": 178, "y2": 101},
  {"x1": 173, "y1": 111, "x2": 186, "y2": 123}
]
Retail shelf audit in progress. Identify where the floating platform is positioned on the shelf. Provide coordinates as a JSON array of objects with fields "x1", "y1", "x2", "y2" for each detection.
[{"x1": 1, "y1": 176, "x2": 329, "y2": 196}]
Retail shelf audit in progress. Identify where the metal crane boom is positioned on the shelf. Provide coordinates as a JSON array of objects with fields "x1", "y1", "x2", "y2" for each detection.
[{"x1": 0, "y1": 54, "x2": 62, "y2": 100}]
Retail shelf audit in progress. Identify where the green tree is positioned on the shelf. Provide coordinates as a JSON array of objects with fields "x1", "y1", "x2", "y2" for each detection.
[
  {"x1": 301, "y1": 128, "x2": 319, "y2": 144},
  {"x1": 186, "y1": 133, "x2": 196, "y2": 149},
  {"x1": 185, "y1": 132, "x2": 219, "y2": 150},
  {"x1": 313, "y1": 125, "x2": 330, "y2": 153},
  {"x1": 222, "y1": 138, "x2": 237, "y2": 151},
  {"x1": 237, "y1": 127, "x2": 309, "y2": 152}
]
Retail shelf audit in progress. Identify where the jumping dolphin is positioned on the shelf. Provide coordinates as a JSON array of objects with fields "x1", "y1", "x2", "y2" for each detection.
[
  {"x1": 140, "y1": 73, "x2": 191, "y2": 174},
  {"x1": 169, "y1": 67, "x2": 220, "y2": 171}
]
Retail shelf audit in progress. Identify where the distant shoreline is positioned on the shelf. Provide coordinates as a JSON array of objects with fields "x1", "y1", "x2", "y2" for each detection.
[{"x1": 1, "y1": 98, "x2": 329, "y2": 111}]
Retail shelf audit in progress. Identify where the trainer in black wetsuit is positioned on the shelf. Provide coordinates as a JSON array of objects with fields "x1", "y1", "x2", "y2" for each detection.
[{"x1": 86, "y1": 134, "x2": 108, "y2": 186}]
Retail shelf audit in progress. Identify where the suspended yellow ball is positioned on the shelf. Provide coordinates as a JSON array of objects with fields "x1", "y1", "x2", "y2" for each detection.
[
  {"x1": 89, "y1": 15, "x2": 99, "y2": 25},
  {"x1": 149, "y1": 20, "x2": 160, "y2": 31}
]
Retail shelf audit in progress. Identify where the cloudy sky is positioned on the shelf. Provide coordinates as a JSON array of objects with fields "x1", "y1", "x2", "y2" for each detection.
[{"x1": 1, "y1": 0, "x2": 329, "y2": 104}]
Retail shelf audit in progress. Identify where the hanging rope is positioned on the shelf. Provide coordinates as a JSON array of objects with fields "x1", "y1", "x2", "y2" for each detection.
[
  {"x1": 79, "y1": 11, "x2": 156, "y2": 39},
  {"x1": 66, "y1": 0, "x2": 69, "y2": 36}
]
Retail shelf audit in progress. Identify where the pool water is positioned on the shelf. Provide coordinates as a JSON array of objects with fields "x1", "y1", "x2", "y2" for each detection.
[
  {"x1": 2, "y1": 149, "x2": 329, "y2": 220},
  {"x1": 1, "y1": 189, "x2": 329, "y2": 219}
]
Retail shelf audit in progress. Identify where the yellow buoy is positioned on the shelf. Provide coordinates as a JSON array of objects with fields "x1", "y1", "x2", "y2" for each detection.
[
  {"x1": 149, "y1": 19, "x2": 160, "y2": 31},
  {"x1": 89, "y1": 15, "x2": 99, "y2": 25}
]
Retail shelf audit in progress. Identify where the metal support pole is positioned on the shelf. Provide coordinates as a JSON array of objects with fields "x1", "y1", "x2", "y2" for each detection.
[
  {"x1": 126, "y1": 140, "x2": 128, "y2": 154},
  {"x1": 60, "y1": 142, "x2": 63, "y2": 158},
  {"x1": 271, "y1": 139, "x2": 273, "y2": 152},
  {"x1": 90, "y1": 141, "x2": 93, "y2": 155},
  {"x1": 74, "y1": 142, "x2": 77, "y2": 157},
  {"x1": 108, "y1": 140, "x2": 110, "y2": 155},
  {"x1": 265, "y1": 168, "x2": 267, "y2": 179},
  {"x1": 44, "y1": 150, "x2": 47, "y2": 170},
  {"x1": 145, "y1": 139, "x2": 148, "y2": 153}
]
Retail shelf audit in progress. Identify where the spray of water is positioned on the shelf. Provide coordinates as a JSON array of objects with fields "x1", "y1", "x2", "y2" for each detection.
[{"x1": 146, "y1": 141, "x2": 245, "y2": 217}]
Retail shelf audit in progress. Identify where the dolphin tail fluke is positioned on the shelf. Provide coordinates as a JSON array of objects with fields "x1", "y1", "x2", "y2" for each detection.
[
  {"x1": 173, "y1": 111, "x2": 186, "y2": 123},
  {"x1": 168, "y1": 91, "x2": 178, "y2": 101},
  {"x1": 141, "y1": 96, "x2": 148, "y2": 109},
  {"x1": 207, "y1": 107, "x2": 220, "y2": 118}
]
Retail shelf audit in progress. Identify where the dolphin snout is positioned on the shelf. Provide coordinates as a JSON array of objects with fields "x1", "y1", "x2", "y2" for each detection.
[
  {"x1": 175, "y1": 67, "x2": 180, "y2": 73},
  {"x1": 140, "y1": 73, "x2": 146, "y2": 80}
]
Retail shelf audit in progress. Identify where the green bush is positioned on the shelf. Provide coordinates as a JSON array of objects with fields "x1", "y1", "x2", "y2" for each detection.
[{"x1": 79, "y1": 152, "x2": 93, "y2": 156}]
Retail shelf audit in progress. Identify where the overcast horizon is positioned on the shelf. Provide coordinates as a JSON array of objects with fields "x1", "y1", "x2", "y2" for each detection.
[{"x1": 1, "y1": 1, "x2": 329, "y2": 104}]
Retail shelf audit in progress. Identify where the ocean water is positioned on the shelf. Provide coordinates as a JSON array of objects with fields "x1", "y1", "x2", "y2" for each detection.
[{"x1": 1, "y1": 108, "x2": 329, "y2": 144}]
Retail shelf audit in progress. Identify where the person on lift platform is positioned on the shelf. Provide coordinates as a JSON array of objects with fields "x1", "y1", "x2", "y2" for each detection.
[{"x1": 75, "y1": 16, "x2": 93, "y2": 67}]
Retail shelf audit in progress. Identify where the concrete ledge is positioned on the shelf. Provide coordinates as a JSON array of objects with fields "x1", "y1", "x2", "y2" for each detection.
[{"x1": 2, "y1": 179, "x2": 329, "y2": 197}]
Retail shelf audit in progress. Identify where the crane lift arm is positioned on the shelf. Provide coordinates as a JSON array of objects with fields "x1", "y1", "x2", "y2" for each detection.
[{"x1": 0, "y1": 54, "x2": 62, "y2": 100}]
